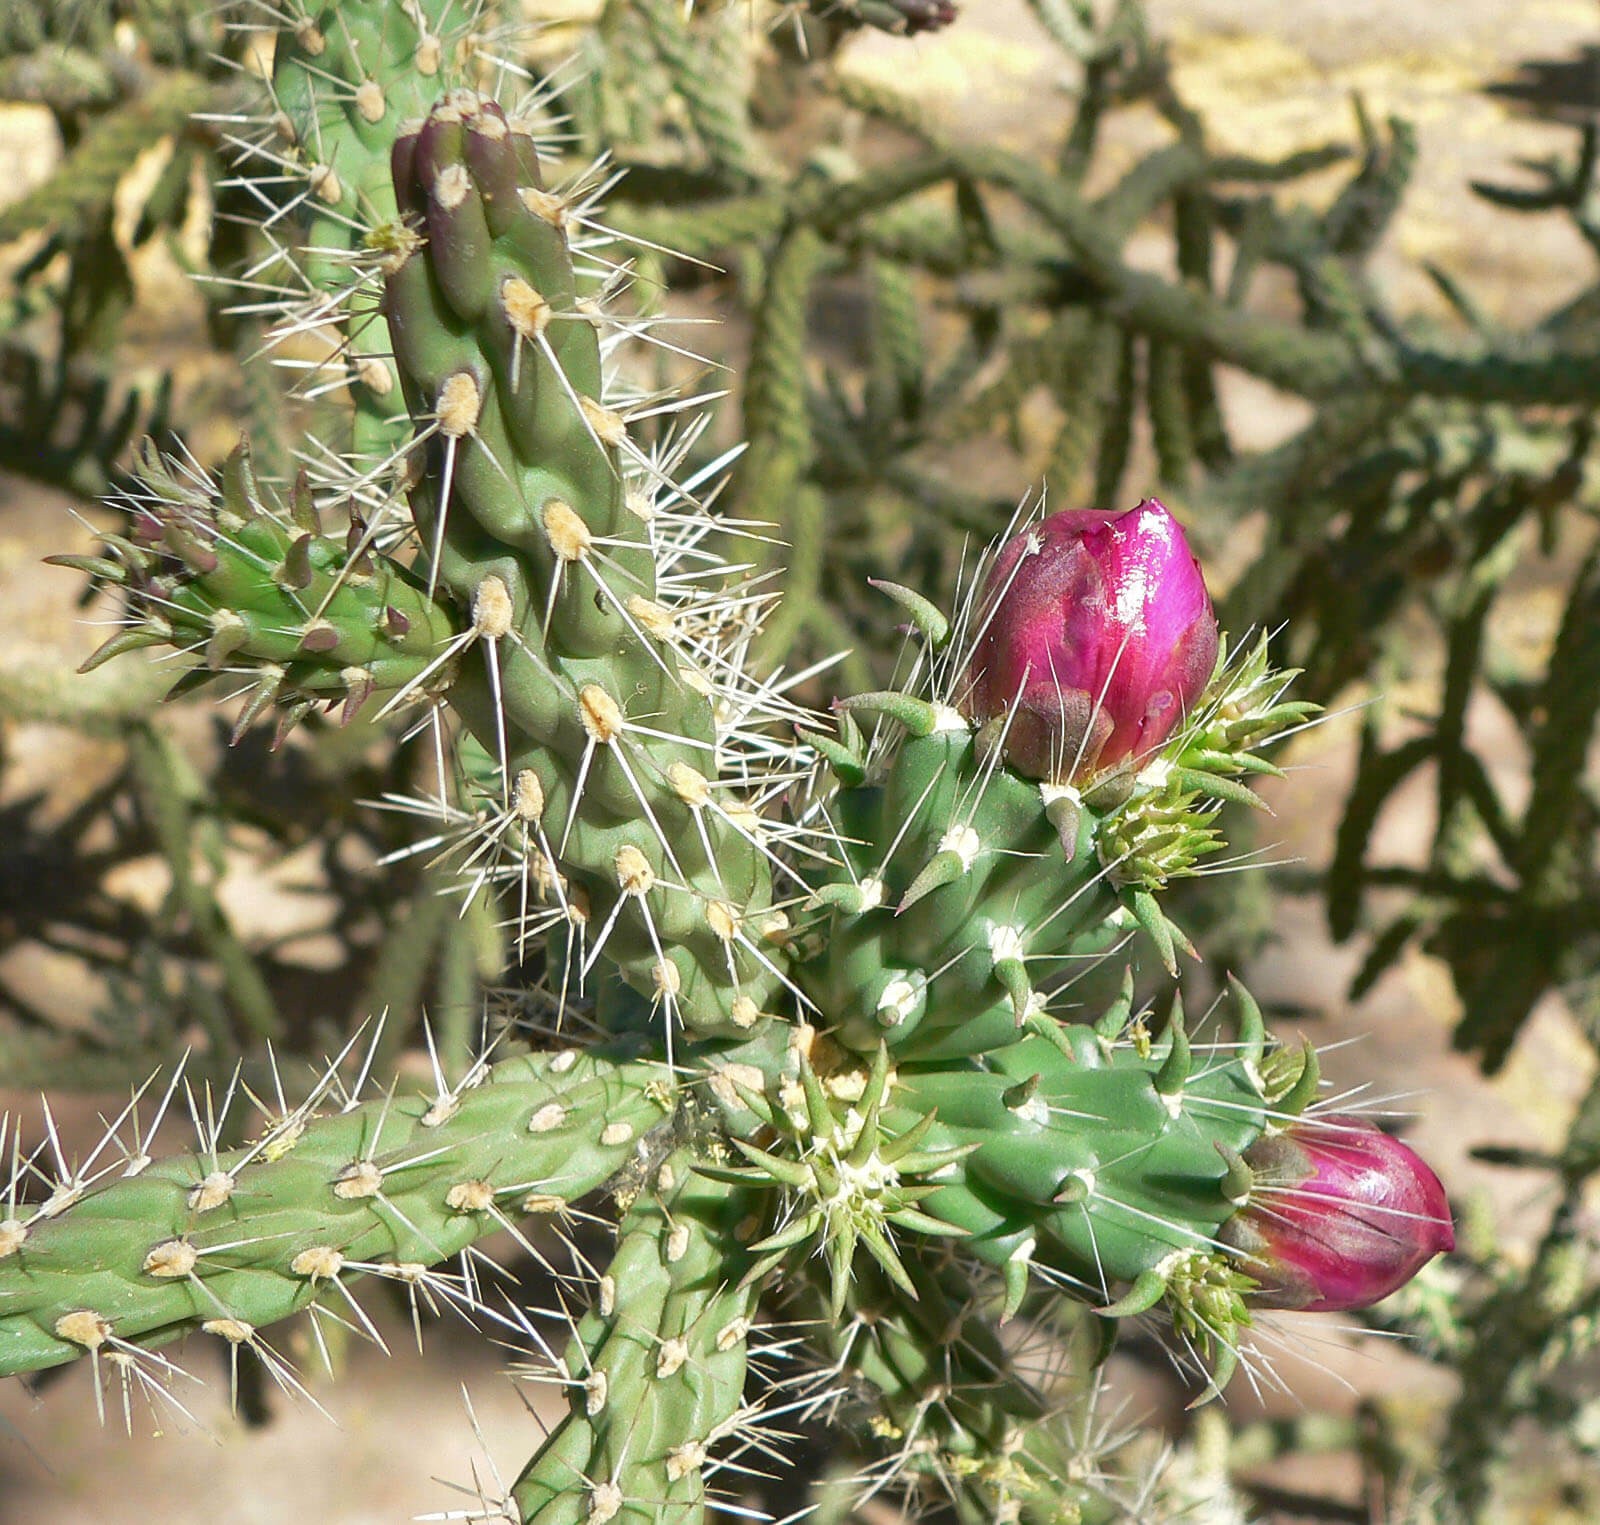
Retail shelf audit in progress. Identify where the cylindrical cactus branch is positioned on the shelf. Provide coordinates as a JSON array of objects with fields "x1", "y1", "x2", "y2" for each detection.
[
  {"x1": 0, "y1": 1045, "x2": 671, "y2": 1379},
  {"x1": 257, "y1": 0, "x2": 505, "y2": 464},
  {"x1": 511, "y1": 1154, "x2": 759, "y2": 1525},
  {"x1": 819, "y1": 0, "x2": 960, "y2": 34},
  {"x1": 380, "y1": 93, "x2": 791, "y2": 1041},
  {"x1": 48, "y1": 441, "x2": 462, "y2": 741},
  {"x1": 0, "y1": 973, "x2": 1451, "y2": 1427},
  {"x1": 787, "y1": 1249, "x2": 1108, "y2": 1521}
]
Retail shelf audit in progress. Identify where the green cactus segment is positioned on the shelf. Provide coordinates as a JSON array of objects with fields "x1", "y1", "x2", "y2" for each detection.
[
  {"x1": 710, "y1": 985, "x2": 1281, "y2": 1368},
  {"x1": 898, "y1": 1019, "x2": 1269, "y2": 1292},
  {"x1": 266, "y1": 0, "x2": 492, "y2": 460},
  {"x1": 805, "y1": 724, "x2": 1128, "y2": 1059},
  {"x1": 382, "y1": 95, "x2": 784, "y2": 1039},
  {"x1": 512, "y1": 1154, "x2": 757, "y2": 1525},
  {"x1": 795, "y1": 1251, "x2": 1097, "y2": 1522},
  {"x1": 0, "y1": 1047, "x2": 670, "y2": 1379},
  {"x1": 52, "y1": 442, "x2": 462, "y2": 742},
  {"x1": 808, "y1": 628, "x2": 1315, "y2": 1059}
]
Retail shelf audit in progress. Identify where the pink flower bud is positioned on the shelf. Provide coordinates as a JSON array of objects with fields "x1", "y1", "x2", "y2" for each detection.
[
  {"x1": 1222, "y1": 1117, "x2": 1454, "y2": 1312},
  {"x1": 963, "y1": 500, "x2": 1219, "y2": 785}
]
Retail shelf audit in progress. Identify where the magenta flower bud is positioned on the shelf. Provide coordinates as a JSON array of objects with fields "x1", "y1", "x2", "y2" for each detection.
[
  {"x1": 963, "y1": 500, "x2": 1219, "y2": 785},
  {"x1": 1222, "y1": 1117, "x2": 1455, "y2": 1312}
]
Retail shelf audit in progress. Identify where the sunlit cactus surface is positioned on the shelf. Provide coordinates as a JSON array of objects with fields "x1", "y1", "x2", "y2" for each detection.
[{"x1": 0, "y1": 3, "x2": 1471, "y2": 1522}]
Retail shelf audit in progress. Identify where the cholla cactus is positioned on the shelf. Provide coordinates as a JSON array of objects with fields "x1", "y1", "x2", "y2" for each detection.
[{"x1": 7, "y1": 5, "x2": 1454, "y2": 1521}]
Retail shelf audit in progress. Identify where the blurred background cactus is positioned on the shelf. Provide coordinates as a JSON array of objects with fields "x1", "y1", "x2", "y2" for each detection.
[{"x1": 1, "y1": 2, "x2": 1598, "y2": 1522}]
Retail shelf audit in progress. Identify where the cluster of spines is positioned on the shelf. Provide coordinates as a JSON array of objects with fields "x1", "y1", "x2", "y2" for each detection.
[{"x1": 701, "y1": 1039, "x2": 972, "y2": 1316}]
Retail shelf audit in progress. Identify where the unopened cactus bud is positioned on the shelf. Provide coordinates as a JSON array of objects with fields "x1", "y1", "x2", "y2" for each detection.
[
  {"x1": 1222, "y1": 1117, "x2": 1454, "y2": 1311},
  {"x1": 964, "y1": 499, "x2": 1218, "y2": 786}
]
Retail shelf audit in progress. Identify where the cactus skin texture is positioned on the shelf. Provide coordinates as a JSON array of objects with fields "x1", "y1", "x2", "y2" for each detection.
[
  {"x1": 510, "y1": 1155, "x2": 758, "y2": 1524},
  {"x1": 14, "y1": 16, "x2": 1456, "y2": 1518},
  {"x1": 381, "y1": 93, "x2": 788, "y2": 1042},
  {"x1": 803, "y1": 722, "x2": 1142, "y2": 1060},
  {"x1": 0, "y1": 1046, "x2": 670, "y2": 1379}
]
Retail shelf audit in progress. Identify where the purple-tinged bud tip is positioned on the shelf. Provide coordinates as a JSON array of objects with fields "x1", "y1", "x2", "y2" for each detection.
[
  {"x1": 963, "y1": 500, "x2": 1219, "y2": 785},
  {"x1": 1222, "y1": 1116, "x2": 1454, "y2": 1313}
]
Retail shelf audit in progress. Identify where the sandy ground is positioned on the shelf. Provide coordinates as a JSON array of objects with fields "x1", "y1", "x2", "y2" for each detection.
[{"x1": 2, "y1": 1, "x2": 1599, "y2": 1520}]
